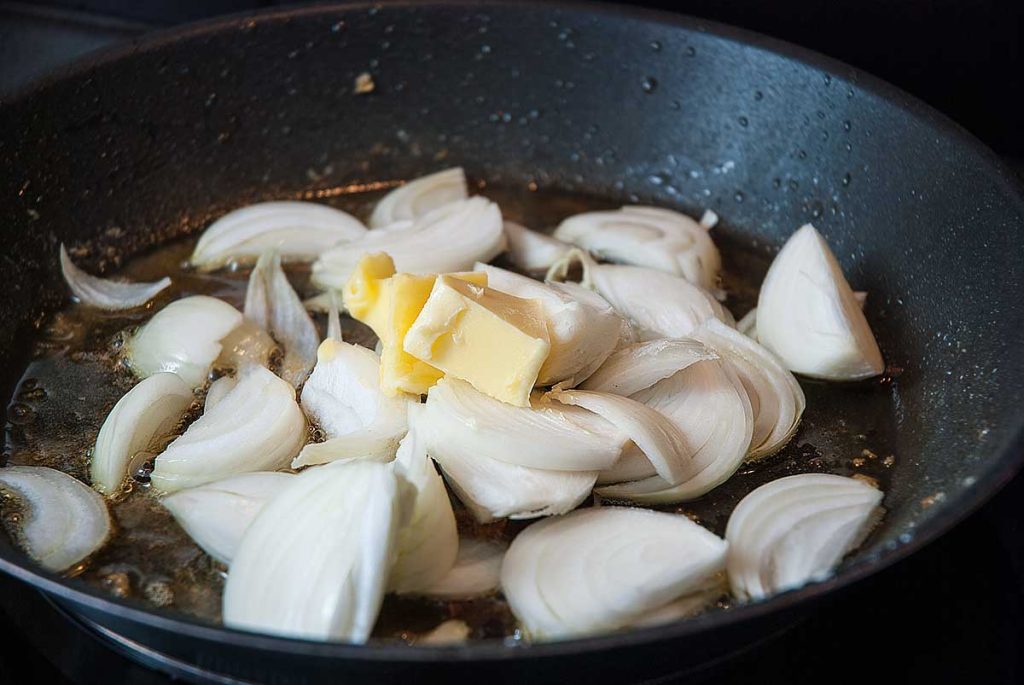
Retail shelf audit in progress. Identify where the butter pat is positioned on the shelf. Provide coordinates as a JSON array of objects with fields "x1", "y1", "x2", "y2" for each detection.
[
  {"x1": 403, "y1": 276, "x2": 550, "y2": 406},
  {"x1": 342, "y1": 252, "x2": 396, "y2": 337},
  {"x1": 342, "y1": 254, "x2": 487, "y2": 396}
]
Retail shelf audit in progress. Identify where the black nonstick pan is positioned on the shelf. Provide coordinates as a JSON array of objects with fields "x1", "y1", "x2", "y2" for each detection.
[{"x1": 1, "y1": 2, "x2": 1022, "y2": 683}]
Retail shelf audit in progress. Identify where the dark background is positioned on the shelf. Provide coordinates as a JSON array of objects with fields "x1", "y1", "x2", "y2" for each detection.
[{"x1": 0, "y1": 1, "x2": 1021, "y2": 683}]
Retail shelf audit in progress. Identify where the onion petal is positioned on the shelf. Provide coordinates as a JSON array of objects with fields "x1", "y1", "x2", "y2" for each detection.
[
  {"x1": 91, "y1": 372, "x2": 193, "y2": 496},
  {"x1": 691, "y1": 319, "x2": 805, "y2": 460},
  {"x1": 389, "y1": 420, "x2": 459, "y2": 594},
  {"x1": 422, "y1": 538, "x2": 507, "y2": 599},
  {"x1": 222, "y1": 460, "x2": 400, "y2": 642},
  {"x1": 581, "y1": 339, "x2": 717, "y2": 396},
  {"x1": 500, "y1": 507, "x2": 727, "y2": 639},
  {"x1": 60, "y1": 244, "x2": 171, "y2": 310},
  {"x1": 311, "y1": 197, "x2": 506, "y2": 290},
  {"x1": 756, "y1": 224, "x2": 883, "y2": 380},
  {"x1": 124, "y1": 295, "x2": 243, "y2": 388},
  {"x1": 161, "y1": 472, "x2": 293, "y2": 566},
  {"x1": 503, "y1": 221, "x2": 571, "y2": 273},
  {"x1": 190, "y1": 201, "x2": 367, "y2": 271},
  {"x1": 553, "y1": 206, "x2": 721, "y2": 289},
  {"x1": 725, "y1": 473, "x2": 883, "y2": 601},
  {"x1": 151, "y1": 365, "x2": 305, "y2": 492},
  {"x1": 0, "y1": 466, "x2": 111, "y2": 572},
  {"x1": 369, "y1": 168, "x2": 468, "y2": 228},
  {"x1": 244, "y1": 251, "x2": 319, "y2": 387}
]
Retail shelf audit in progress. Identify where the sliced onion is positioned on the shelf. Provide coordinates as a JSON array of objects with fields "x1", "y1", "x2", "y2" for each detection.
[
  {"x1": 553, "y1": 206, "x2": 721, "y2": 289},
  {"x1": 91, "y1": 372, "x2": 193, "y2": 496},
  {"x1": 581, "y1": 339, "x2": 717, "y2": 396},
  {"x1": 150, "y1": 365, "x2": 306, "y2": 492},
  {"x1": 294, "y1": 339, "x2": 412, "y2": 467},
  {"x1": 243, "y1": 251, "x2": 319, "y2": 387},
  {"x1": 629, "y1": 577, "x2": 725, "y2": 627},
  {"x1": 223, "y1": 460, "x2": 400, "y2": 642},
  {"x1": 736, "y1": 308, "x2": 758, "y2": 339},
  {"x1": 161, "y1": 472, "x2": 293, "y2": 566},
  {"x1": 726, "y1": 473, "x2": 883, "y2": 601},
  {"x1": 190, "y1": 201, "x2": 367, "y2": 271},
  {"x1": 311, "y1": 197, "x2": 506, "y2": 290},
  {"x1": 550, "y1": 390, "x2": 692, "y2": 485},
  {"x1": 369, "y1": 168, "x2": 468, "y2": 228},
  {"x1": 691, "y1": 319, "x2": 805, "y2": 460},
  {"x1": 124, "y1": 295, "x2": 243, "y2": 388},
  {"x1": 501, "y1": 507, "x2": 727, "y2": 639},
  {"x1": 389, "y1": 421, "x2": 458, "y2": 594},
  {"x1": 596, "y1": 358, "x2": 753, "y2": 502},
  {"x1": 475, "y1": 263, "x2": 624, "y2": 386},
  {"x1": 418, "y1": 620, "x2": 471, "y2": 645},
  {"x1": 549, "y1": 250, "x2": 733, "y2": 340},
  {"x1": 0, "y1": 466, "x2": 111, "y2": 572},
  {"x1": 422, "y1": 538, "x2": 507, "y2": 599},
  {"x1": 420, "y1": 378, "x2": 623, "y2": 472},
  {"x1": 60, "y1": 244, "x2": 170, "y2": 310},
  {"x1": 326, "y1": 291, "x2": 343, "y2": 342},
  {"x1": 204, "y1": 375, "x2": 238, "y2": 413},
  {"x1": 756, "y1": 224, "x2": 884, "y2": 380},
  {"x1": 503, "y1": 221, "x2": 571, "y2": 273}
]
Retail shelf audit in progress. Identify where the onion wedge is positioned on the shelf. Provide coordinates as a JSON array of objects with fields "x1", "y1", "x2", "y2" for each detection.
[
  {"x1": 190, "y1": 201, "x2": 367, "y2": 271},
  {"x1": 150, "y1": 365, "x2": 305, "y2": 492},
  {"x1": 389, "y1": 420, "x2": 459, "y2": 594},
  {"x1": 501, "y1": 507, "x2": 727, "y2": 639},
  {"x1": 596, "y1": 358, "x2": 753, "y2": 503},
  {"x1": 503, "y1": 221, "x2": 571, "y2": 273},
  {"x1": 548, "y1": 250, "x2": 733, "y2": 340},
  {"x1": 726, "y1": 473, "x2": 883, "y2": 601},
  {"x1": 756, "y1": 224, "x2": 883, "y2": 380},
  {"x1": 311, "y1": 197, "x2": 506, "y2": 290},
  {"x1": 369, "y1": 168, "x2": 468, "y2": 228},
  {"x1": 581, "y1": 339, "x2": 717, "y2": 396},
  {"x1": 60, "y1": 244, "x2": 170, "y2": 310},
  {"x1": 91, "y1": 372, "x2": 193, "y2": 496},
  {"x1": 243, "y1": 251, "x2": 319, "y2": 387},
  {"x1": 161, "y1": 472, "x2": 293, "y2": 566},
  {"x1": 125, "y1": 295, "x2": 244, "y2": 388},
  {"x1": 422, "y1": 539, "x2": 507, "y2": 599},
  {"x1": 553, "y1": 206, "x2": 721, "y2": 289},
  {"x1": 222, "y1": 460, "x2": 400, "y2": 642},
  {"x1": 295, "y1": 339, "x2": 412, "y2": 467},
  {"x1": 0, "y1": 466, "x2": 111, "y2": 572},
  {"x1": 690, "y1": 319, "x2": 805, "y2": 460}
]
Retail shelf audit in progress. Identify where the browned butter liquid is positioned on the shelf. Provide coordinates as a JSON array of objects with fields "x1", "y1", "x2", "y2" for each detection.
[{"x1": 1, "y1": 184, "x2": 899, "y2": 643}]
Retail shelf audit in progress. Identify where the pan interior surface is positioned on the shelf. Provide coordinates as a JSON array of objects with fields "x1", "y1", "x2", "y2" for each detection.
[{"x1": 0, "y1": 0, "x2": 1021, "y2": 667}]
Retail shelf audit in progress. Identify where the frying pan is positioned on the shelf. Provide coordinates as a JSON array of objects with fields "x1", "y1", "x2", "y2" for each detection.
[{"x1": 1, "y1": 1, "x2": 1022, "y2": 682}]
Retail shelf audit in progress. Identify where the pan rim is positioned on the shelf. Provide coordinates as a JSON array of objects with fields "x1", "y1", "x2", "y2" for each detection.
[{"x1": 1, "y1": 0, "x2": 1022, "y2": 664}]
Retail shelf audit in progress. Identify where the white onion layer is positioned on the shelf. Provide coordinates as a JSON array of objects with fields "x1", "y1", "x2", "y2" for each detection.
[
  {"x1": 725, "y1": 473, "x2": 883, "y2": 601},
  {"x1": 312, "y1": 197, "x2": 506, "y2": 290},
  {"x1": 91, "y1": 372, "x2": 193, "y2": 496},
  {"x1": 0, "y1": 466, "x2": 111, "y2": 572},
  {"x1": 422, "y1": 539, "x2": 507, "y2": 599},
  {"x1": 222, "y1": 460, "x2": 400, "y2": 642},
  {"x1": 756, "y1": 224, "x2": 883, "y2": 380},
  {"x1": 150, "y1": 365, "x2": 305, "y2": 492},
  {"x1": 295, "y1": 339, "x2": 412, "y2": 467},
  {"x1": 190, "y1": 201, "x2": 367, "y2": 271},
  {"x1": 503, "y1": 221, "x2": 571, "y2": 273},
  {"x1": 553, "y1": 206, "x2": 721, "y2": 289},
  {"x1": 389, "y1": 421, "x2": 459, "y2": 594},
  {"x1": 690, "y1": 319, "x2": 805, "y2": 460},
  {"x1": 243, "y1": 251, "x2": 319, "y2": 387},
  {"x1": 369, "y1": 168, "x2": 468, "y2": 228},
  {"x1": 161, "y1": 472, "x2": 293, "y2": 566},
  {"x1": 501, "y1": 507, "x2": 727, "y2": 639},
  {"x1": 60, "y1": 245, "x2": 171, "y2": 310}
]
